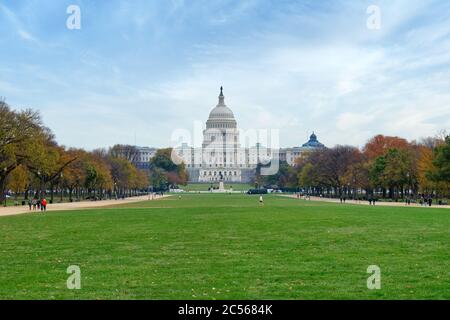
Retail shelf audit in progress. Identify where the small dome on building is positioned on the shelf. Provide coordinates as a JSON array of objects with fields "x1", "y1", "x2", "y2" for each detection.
[{"x1": 302, "y1": 132, "x2": 325, "y2": 148}]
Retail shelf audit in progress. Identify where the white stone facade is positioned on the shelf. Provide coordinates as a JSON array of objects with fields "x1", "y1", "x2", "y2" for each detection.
[{"x1": 172, "y1": 88, "x2": 326, "y2": 183}]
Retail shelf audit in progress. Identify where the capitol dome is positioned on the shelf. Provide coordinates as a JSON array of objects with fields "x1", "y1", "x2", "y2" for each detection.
[
  {"x1": 206, "y1": 87, "x2": 237, "y2": 129},
  {"x1": 209, "y1": 104, "x2": 235, "y2": 119}
]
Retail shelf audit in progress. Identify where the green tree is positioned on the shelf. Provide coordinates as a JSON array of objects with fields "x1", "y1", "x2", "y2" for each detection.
[
  {"x1": 26, "y1": 141, "x2": 77, "y2": 201},
  {"x1": 298, "y1": 162, "x2": 315, "y2": 189},
  {"x1": 6, "y1": 165, "x2": 29, "y2": 201},
  {"x1": 0, "y1": 101, "x2": 43, "y2": 203},
  {"x1": 370, "y1": 149, "x2": 415, "y2": 199},
  {"x1": 150, "y1": 167, "x2": 169, "y2": 191},
  {"x1": 431, "y1": 136, "x2": 450, "y2": 182},
  {"x1": 149, "y1": 148, "x2": 188, "y2": 188},
  {"x1": 109, "y1": 157, "x2": 135, "y2": 197},
  {"x1": 62, "y1": 149, "x2": 89, "y2": 201}
]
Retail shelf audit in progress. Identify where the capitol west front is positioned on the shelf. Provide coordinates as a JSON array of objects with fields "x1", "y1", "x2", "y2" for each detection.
[{"x1": 174, "y1": 87, "x2": 325, "y2": 183}]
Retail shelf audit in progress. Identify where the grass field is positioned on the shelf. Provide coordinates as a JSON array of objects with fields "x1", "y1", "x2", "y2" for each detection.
[
  {"x1": 182, "y1": 183, "x2": 253, "y2": 192},
  {"x1": 0, "y1": 194, "x2": 449, "y2": 300}
]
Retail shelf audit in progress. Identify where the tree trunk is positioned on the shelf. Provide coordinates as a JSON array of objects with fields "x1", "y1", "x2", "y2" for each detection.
[
  {"x1": 39, "y1": 179, "x2": 45, "y2": 200},
  {"x1": 0, "y1": 178, "x2": 6, "y2": 206},
  {"x1": 50, "y1": 183, "x2": 55, "y2": 203}
]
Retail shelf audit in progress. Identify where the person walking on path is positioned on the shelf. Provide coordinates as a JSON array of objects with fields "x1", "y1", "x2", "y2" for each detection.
[
  {"x1": 41, "y1": 198, "x2": 47, "y2": 212},
  {"x1": 407, "y1": 197, "x2": 411, "y2": 205},
  {"x1": 28, "y1": 198, "x2": 33, "y2": 211}
]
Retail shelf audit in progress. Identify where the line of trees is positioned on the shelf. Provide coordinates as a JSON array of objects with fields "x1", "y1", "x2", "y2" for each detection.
[
  {"x1": 100, "y1": 145, "x2": 189, "y2": 192},
  {"x1": 0, "y1": 101, "x2": 150, "y2": 204},
  {"x1": 149, "y1": 148, "x2": 188, "y2": 191},
  {"x1": 3, "y1": 98, "x2": 448, "y2": 203},
  {"x1": 257, "y1": 134, "x2": 450, "y2": 201}
]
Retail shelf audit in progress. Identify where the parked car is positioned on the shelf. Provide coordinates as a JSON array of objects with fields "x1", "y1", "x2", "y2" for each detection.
[{"x1": 247, "y1": 189, "x2": 268, "y2": 195}]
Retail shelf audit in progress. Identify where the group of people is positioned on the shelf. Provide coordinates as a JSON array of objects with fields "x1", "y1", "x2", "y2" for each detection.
[
  {"x1": 404, "y1": 196, "x2": 433, "y2": 206},
  {"x1": 28, "y1": 198, "x2": 48, "y2": 212},
  {"x1": 419, "y1": 196, "x2": 433, "y2": 207},
  {"x1": 295, "y1": 193, "x2": 311, "y2": 200}
]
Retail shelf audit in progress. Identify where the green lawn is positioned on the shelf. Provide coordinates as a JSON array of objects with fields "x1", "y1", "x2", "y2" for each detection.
[
  {"x1": 182, "y1": 183, "x2": 253, "y2": 192},
  {"x1": 0, "y1": 194, "x2": 449, "y2": 299}
]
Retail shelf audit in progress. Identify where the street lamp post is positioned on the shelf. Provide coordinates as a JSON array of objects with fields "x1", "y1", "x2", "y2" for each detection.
[
  {"x1": 60, "y1": 172, "x2": 64, "y2": 203},
  {"x1": 3, "y1": 167, "x2": 7, "y2": 207},
  {"x1": 406, "y1": 172, "x2": 410, "y2": 199},
  {"x1": 37, "y1": 170, "x2": 42, "y2": 201}
]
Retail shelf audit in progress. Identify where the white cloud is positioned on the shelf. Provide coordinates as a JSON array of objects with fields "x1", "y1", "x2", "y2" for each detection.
[
  {"x1": 2, "y1": 0, "x2": 450, "y2": 149},
  {"x1": 0, "y1": 3, "x2": 40, "y2": 44},
  {"x1": 337, "y1": 113, "x2": 375, "y2": 131}
]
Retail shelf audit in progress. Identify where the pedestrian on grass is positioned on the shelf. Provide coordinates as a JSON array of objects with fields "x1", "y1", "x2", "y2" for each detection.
[
  {"x1": 259, "y1": 195, "x2": 264, "y2": 206},
  {"x1": 41, "y1": 198, "x2": 47, "y2": 211}
]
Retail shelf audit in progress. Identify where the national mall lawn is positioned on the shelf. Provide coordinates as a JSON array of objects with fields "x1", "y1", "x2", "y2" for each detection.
[{"x1": 0, "y1": 194, "x2": 448, "y2": 299}]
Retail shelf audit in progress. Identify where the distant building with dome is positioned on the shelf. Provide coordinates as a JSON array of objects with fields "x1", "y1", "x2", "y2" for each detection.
[
  {"x1": 119, "y1": 88, "x2": 326, "y2": 182},
  {"x1": 171, "y1": 87, "x2": 326, "y2": 183},
  {"x1": 174, "y1": 87, "x2": 259, "y2": 182},
  {"x1": 198, "y1": 87, "x2": 242, "y2": 182},
  {"x1": 302, "y1": 132, "x2": 325, "y2": 148},
  {"x1": 278, "y1": 133, "x2": 325, "y2": 165}
]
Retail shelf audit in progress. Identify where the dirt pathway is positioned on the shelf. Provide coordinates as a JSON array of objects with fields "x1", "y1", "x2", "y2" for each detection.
[
  {"x1": 284, "y1": 195, "x2": 450, "y2": 209},
  {"x1": 0, "y1": 195, "x2": 171, "y2": 218}
]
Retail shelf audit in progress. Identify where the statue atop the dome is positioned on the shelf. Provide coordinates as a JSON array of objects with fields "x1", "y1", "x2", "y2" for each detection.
[{"x1": 218, "y1": 86, "x2": 225, "y2": 105}]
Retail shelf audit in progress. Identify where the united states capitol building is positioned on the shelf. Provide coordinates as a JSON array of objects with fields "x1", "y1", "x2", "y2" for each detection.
[{"x1": 133, "y1": 87, "x2": 325, "y2": 183}]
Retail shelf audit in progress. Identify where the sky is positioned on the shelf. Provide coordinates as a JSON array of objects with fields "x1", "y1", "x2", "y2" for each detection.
[{"x1": 1, "y1": 0, "x2": 450, "y2": 150}]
